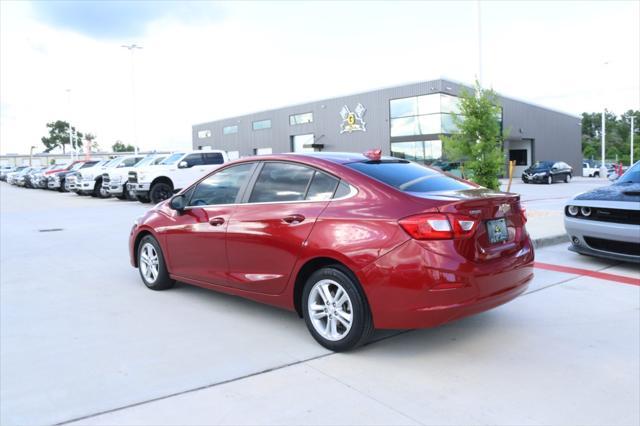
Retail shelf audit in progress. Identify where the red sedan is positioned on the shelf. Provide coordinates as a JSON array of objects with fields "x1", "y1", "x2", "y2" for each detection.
[{"x1": 129, "y1": 151, "x2": 534, "y2": 351}]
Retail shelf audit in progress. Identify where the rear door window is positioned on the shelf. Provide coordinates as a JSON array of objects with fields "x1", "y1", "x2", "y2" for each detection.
[
  {"x1": 203, "y1": 152, "x2": 225, "y2": 165},
  {"x1": 184, "y1": 154, "x2": 204, "y2": 167},
  {"x1": 248, "y1": 162, "x2": 314, "y2": 203},
  {"x1": 347, "y1": 160, "x2": 473, "y2": 193}
]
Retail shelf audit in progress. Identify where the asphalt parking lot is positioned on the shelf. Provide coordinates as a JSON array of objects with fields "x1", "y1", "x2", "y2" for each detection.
[{"x1": 1, "y1": 182, "x2": 638, "y2": 426}]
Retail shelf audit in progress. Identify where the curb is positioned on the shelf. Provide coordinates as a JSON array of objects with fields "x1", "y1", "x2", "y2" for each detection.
[{"x1": 532, "y1": 234, "x2": 569, "y2": 249}]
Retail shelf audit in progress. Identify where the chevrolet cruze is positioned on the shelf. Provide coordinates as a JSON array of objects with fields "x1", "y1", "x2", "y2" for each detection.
[{"x1": 130, "y1": 151, "x2": 534, "y2": 351}]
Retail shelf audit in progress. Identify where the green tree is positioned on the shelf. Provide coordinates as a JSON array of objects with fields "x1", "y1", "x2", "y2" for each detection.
[
  {"x1": 112, "y1": 141, "x2": 135, "y2": 152},
  {"x1": 41, "y1": 120, "x2": 84, "y2": 153},
  {"x1": 442, "y1": 81, "x2": 505, "y2": 190},
  {"x1": 85, "y1": 133, "x2": 99, "y2": 152},
  {"x1": 581, "y1": 110, "x2": 639, "y2": 164}
]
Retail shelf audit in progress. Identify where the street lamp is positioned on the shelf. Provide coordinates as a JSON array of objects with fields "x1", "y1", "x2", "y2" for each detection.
[
  {"x1": 121, "y1": 43, "x2": 142, "y2": 155},
  {"x1": 599, "y1": 61, "x2": 609, "y2": 179},
  {"x1": 66, "y1": 88, "x2": 74, "y2": 161},
  {"x1": 29, "y1": 146, "x2": 36, "y2": 166}
]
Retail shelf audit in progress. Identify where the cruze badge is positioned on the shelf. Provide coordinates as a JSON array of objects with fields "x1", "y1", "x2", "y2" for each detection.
[
  {"x1": 340, "y1": 103, "x2": 367, "y2": 134},
  {"x1": 499, "y1": 203, "x2": 511, "y2": 214}
]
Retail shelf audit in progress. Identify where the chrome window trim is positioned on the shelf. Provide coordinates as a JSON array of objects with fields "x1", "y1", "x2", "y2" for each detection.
[{"x1": 182, "y1": 183, "x2": 357, "y2": 210}]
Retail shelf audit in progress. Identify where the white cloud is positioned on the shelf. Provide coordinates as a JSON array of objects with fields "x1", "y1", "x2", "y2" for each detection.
[{"x1": 1, "y1": 0, "x2": 638, "y2": 155}]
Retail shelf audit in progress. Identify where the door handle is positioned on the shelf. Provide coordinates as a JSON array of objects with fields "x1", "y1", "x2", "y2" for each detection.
[
  {"x1": 209, "y1": 217, "x2": 225, "y2": 226},
  {"x1": 283, "y1": 214, "x2": 305, "y2": 224}
]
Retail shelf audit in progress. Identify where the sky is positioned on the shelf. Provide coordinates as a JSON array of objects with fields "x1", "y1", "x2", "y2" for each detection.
[{"x1": 0, "y1": 0, "x2": 638, "y2": 155}]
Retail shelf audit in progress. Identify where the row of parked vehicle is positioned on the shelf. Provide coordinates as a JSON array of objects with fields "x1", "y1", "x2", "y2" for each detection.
[{"x1": 0, "y1": 149, "x2": 230, "y2": 204}]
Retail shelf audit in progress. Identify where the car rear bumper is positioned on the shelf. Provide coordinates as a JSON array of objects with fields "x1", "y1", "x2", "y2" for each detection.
[
  {"x1": 564, "y1": 216, "x2": 640, "y2": 263},
  {"x1": 360, "y1": 237, "x2": 535, "y2": 329}
]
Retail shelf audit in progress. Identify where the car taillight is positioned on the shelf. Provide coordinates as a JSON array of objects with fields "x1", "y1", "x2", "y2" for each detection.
[
  {"x1": 520, "y1": 208, "x2": 527, "y2": 224},
  {"x1": 399, "y1": 213, "x2": 478, "y2": 240}
]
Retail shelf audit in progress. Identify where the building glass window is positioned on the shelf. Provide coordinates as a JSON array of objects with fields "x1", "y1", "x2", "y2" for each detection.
[
  {"x1": 223, "y1": 125, "x2": 238, "y2": 135},
  {"x1": 252, "y1": 119, "x2": 272, "y2": 131},
  {"x1": 418, "y1": 115, "x2": 442, "y2": 134},
  {"x1": 390, "y1": 117, "x2": 419, "y2": 137},
  {"x1": 417, "y1": 94, "x2": 440, "y2": 115},
  {"x1": 254, "y1": 147, "x2": 272, "y2": 155},
  {"x1": 289, "y1": 112, "x2": 313, "y2": 126},
  {"x1": 390, "y1": 97, "x2": 418, "y2": 118},
  {"x1": 440, "y1": 94, "x2": 461, "y2": 114},
  {"x1": 197, "y1": 129, "x2": 212, "y2": 139},
  {"x1": 390, "y1": 140, "x2": 443, "y2": 163}
]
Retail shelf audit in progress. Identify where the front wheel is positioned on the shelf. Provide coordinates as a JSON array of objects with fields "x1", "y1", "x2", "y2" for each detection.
[
  {"x1": 546, "y1": 175, "x2": 553, "y2": 184},
  {"x1": 137, "y1": 235, "x2": 175, "y2": 290},
  {"x1": 149, "y1": 182, "x2": 173, "y2": 204},
  {"x1": 302, "y1": 266, "x2": 374, "y2": 352},
  {"x1": 593, "y1": 171, "x2": 599, "y2": 178},
  {"x1": 564, "y1": 174, "x2": 571, "y2": 183}
]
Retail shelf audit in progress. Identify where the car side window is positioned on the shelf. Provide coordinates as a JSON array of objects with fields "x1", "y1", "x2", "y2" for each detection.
[
  {"x1": 184, "y1": 154, "x2": 204, "y2": 167},
  {"x1": 122, "y1": 158, "x2": 139, "y2": 167},
  {"x1": 333, "y1": 181, "x2": 352, "y2": 198},
  {"x1": 248, "y1": 162, "x2": 314, "y2": 203},
  {"x1": 188, "y1": 163, "x2": 254, "y2": 206},
  {"x1": 203, "y1": 152, "x2": 224, "y2": 165},
  {"x1": 306, "y1": 171, "x2": 339, "y2": 201}
]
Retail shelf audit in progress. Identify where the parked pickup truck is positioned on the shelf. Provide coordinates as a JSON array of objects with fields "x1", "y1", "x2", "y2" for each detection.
[
  {"x1": 103, "y1": 154, "x2": 166, "y2": 200},
  {"x1": 583, "y1": 162, "x2": 601, "y2": 178},
  {"x1": 77, "y1": 155, "x2": 143, "y2": 197},
  {"x1": 128, "y1": 150, "x2": 228, "y2": 203}
]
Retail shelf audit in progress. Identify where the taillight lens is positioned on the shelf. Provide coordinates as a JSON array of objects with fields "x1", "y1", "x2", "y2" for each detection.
[
  {"x1": 520, "y1": 207, "x2": 527, "y2": 223},
  {"x1": 399, "y1": 213, "x2": 478, "y2": 240}
]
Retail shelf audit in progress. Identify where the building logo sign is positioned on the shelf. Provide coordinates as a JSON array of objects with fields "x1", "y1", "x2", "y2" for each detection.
[{"x1": 340, "y1": 103, "x2": 367, "y2": 134}]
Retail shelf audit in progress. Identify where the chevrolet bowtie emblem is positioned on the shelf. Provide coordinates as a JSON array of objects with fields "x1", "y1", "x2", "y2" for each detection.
[{"x1": 499, "y1": 203, "x2": 511, "y2": 214}]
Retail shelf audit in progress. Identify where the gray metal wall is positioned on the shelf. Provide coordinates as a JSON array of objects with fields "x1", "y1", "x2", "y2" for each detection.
[{"x1": 192, "y1": 79, "x2": 582, "y2": 175}]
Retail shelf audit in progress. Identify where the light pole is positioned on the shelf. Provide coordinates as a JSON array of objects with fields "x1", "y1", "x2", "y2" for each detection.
[
  {"x1": 476, "y1": 0, "x2": 483, "y2": 87},
  {"x1": 631, "y1": 115, "x2": 635, "y2": 165},
  {"x1": 66, "y1": 88, "x2": 74, "y2": 161},
  {"x1": 121, "y1": 43, "x2": 142, "y2": 155},
  {"x1": 29, "y1": 146, "x2": 36, "y2": 166},
  {"x1": 599, "y1": 61, "x2": 609, "y2": 179}
]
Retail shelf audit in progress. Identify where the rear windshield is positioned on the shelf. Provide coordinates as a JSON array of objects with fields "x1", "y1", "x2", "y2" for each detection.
[
  {"x1": 160, "y1": 153, "x2": 185, "y2": 165},
  {"x1": 347, "y1": 160, "x2": 473, "y2": 193}
]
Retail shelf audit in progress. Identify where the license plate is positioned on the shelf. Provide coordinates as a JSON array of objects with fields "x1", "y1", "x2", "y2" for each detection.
[{"x1": 487, "y1": 218, "x2": 508, "y2": 244}]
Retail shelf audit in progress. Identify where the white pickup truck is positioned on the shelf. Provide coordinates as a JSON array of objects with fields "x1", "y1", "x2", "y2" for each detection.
[
  {"x1": 583, "y1": 162, "x2": 601, "y2": 177},
  {"x1": 76, "y1": 155, "x2": 144, "y2": 197},
  {"x1": 128, "y1": 150, "x2": 229, "y2": 203},
  {"x1": 103, "y1": 154, "x2": 167, "y2": 200}
]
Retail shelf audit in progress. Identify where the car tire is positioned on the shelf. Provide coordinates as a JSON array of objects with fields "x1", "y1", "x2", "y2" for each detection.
[
  {"x1": 546, "y1": 175, "x2": 553, "y2": 184},
  {"x1": 136, "y1": 194, "x2": 151, "y2": 203},
  {"x1": 137, "y1": 235, "x2": 175, "y2": 291},
  {"x1": 593, "y1": 172, "x2": 599, "y2": 178},
  {"x1": 116, "y1": 185, "x2": 128, "y2": 200},
  {"x1": 149, "y1": 182, "x2": 173, "y2": 204},
  {"x1": 302, "y1": 266, "x2": 374, "y2": 352},
  {"x1": 564, "y1": 174, "x2": 571, "y2": 183}
]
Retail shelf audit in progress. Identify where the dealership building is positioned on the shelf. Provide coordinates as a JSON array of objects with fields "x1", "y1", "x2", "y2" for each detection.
[{"x1": 192, "y1": 78, "x2": 582, "y2": 176}]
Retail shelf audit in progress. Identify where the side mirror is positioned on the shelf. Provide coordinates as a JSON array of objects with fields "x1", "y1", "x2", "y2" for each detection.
[
  {"x1": 178, "y1": 161, "x2": 189, "y2": 169},
  {"x1": 169, "y1": 194, "x2": 186, "y2": 212}
]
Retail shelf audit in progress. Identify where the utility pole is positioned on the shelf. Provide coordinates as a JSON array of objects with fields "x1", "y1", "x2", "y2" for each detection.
[
  {"x1": 121, "y1": 44, "x2": 142, "y2": 155},
  {"x1": 599, "y1": 61, "x2": 609, "y2": 179},
  {"x1": 631, "y1": 115, "x2": 635, "y2": 165}
]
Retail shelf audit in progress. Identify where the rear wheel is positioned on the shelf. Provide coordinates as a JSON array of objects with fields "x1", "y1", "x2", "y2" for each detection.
[
  {"x1": 302, "y1": 266, "x2": 374, "y2": 352},
  {"x1": 546, "y1": 175, "x2": 553, "y2": 185},
  {"x1": 136, "y1": 194, "x2": 151, "y2": 203},
  {"x1": 137, "y1": 235, "x2": 175, "y2": 290},
  {"x1": 149, "y1": 182, "x2": 173, "y2": 204},
  {"x1": 564, "y1": 173, "x2": 571, "y2": 183},
  {"x1": 593, "y1": 171, "x2": 600, "y2": 178}
]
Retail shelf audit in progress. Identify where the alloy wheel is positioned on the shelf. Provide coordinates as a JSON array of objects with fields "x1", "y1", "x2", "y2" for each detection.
[
  {"x1": 139, "y1": 242, "x2": 160, "y2": 284},
  {"x1": 308, "y1": 279, "x2": 353, "y2": 341}
]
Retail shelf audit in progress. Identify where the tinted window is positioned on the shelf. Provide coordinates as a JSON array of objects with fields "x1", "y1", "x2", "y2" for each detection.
[
  {"x1": 334, "y1": 181, "x2": 352, "y2": 198},
  {"x1": 161, "y1": 153, "x2": 185, "y2": 165},
  {"x1": 80, "y1": 162, "x2": 98, "y2": 168},
  {"x1": 121, "y1": 157, "x2": 141, "y2": 167},
  {"x1": 203, "y1": 152, "x2": 224, "y2": 165},
  {"x1": 184, "y1": 154, "x2": 204, "y2": 167},
  {"x1": 347, "y1": 161, "x2": 473, "y2": 193},
  {"x1": 306, "y1": 171, "x2": 339, "y2": 201},
  {"x1": 189, "y1": 163, "x2": 254, "y2": 206},
  {"x1": 249, "y1": 163, "x2": 314, "y2": 203},
  {"x1": 617, "y1": 162, "x2": 640, "y2": 184}
]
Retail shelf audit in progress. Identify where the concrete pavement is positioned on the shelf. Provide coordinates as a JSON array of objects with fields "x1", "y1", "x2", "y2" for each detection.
[{"x1": 1, "y1": 181, "x2": 638, "y2": 426}]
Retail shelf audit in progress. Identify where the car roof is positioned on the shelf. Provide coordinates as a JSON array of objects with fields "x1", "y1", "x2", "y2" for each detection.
[{"x1": 240, "y1": 151, "x2": 398, "y2": 165}]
